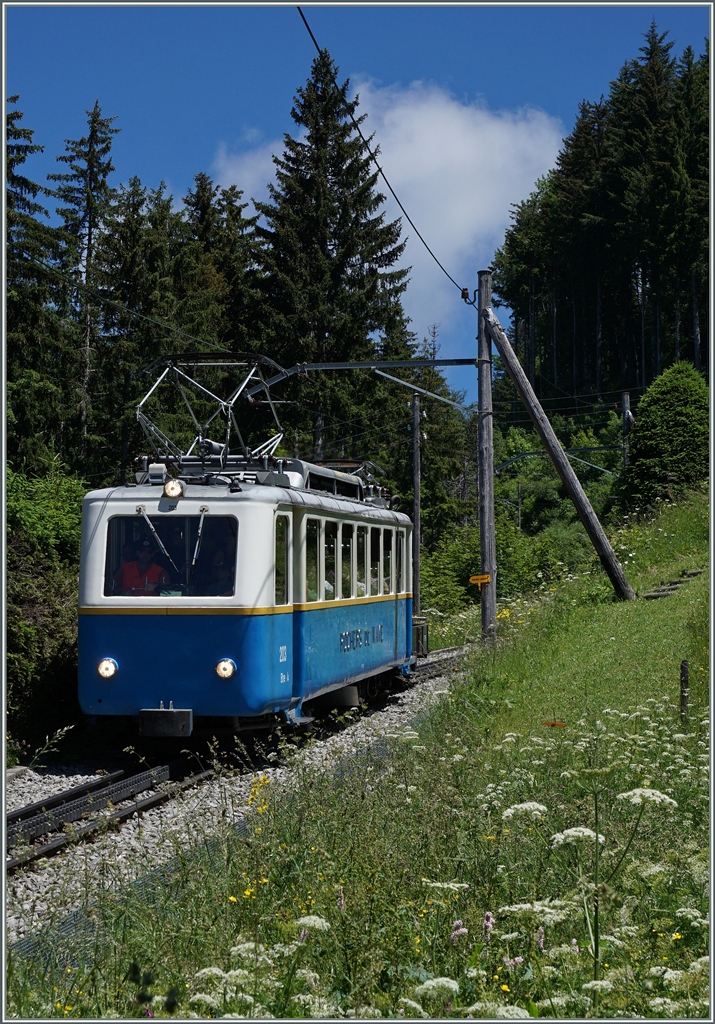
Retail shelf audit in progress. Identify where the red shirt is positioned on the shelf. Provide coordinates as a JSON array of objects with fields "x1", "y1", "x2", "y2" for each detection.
[{"x1": 117, "y1": 561, "x2": 166, "y2": 594}]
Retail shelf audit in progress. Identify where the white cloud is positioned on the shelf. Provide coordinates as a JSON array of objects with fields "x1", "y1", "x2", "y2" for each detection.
[
  {"x1": 353, "y1": 79, "x2": 563, "y2": 350},
  {"x1": 213, "y1": 139, "x2": 279, "y2": 210},
  {"x1": 214, "y1": 80, "x2": 563, "y2": 394}
]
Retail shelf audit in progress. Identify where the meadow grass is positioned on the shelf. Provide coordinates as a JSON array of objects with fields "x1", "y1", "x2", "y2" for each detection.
[{"x1": 6, "y1": 493, "x2": 709, "y2": 1019}]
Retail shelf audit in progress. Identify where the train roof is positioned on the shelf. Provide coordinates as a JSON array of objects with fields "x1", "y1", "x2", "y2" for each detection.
[{"x1": 83, "y1": 457, "x2": 411, "y2": 525}]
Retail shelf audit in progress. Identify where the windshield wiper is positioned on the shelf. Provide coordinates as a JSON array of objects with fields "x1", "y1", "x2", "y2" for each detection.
[
  {"x1": 135, "y1": 505, "x2": 180, "y2": 574},
  {"x1": 189, "y1": 506, "x2": 209, "y2": 582}
]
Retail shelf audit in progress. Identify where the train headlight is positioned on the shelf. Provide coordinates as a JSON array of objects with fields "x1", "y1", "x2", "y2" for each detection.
[
  {"x1": 163, "y1": 478, "x2": 184, "y2": 499},
  {"x1": 216, "y1": 659, "x2": 236, "y2": 679},
  {"x1": 98, "y1": 658, "x2": 118, "y2": 679}
]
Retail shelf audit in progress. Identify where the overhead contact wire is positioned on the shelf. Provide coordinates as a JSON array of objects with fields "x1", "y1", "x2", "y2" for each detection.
[{"x1": 297, "y1": 6, "x2": 464, "y2": 294}]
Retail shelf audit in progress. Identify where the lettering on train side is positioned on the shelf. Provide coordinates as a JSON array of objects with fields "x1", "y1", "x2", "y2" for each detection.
[
  {"x1": 339, "y1": 624, "x2": 384, "y2": 653},
  {"x1": 339, "y1": 628, "x2": 363, "y2": 653}
]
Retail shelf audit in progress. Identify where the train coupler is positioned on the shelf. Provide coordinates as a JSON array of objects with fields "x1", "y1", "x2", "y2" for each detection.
[{"x1": 139, "y1": 703, "x2": 193, "y2": 737}]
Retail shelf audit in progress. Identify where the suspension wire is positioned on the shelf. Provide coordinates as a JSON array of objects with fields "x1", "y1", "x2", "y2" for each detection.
[
  {"x1": 296, "y1": 6, "x2": 464, "y2": 294},
  {"x1": 13, "y1": 250, "x2": 230, "y2": 353}
]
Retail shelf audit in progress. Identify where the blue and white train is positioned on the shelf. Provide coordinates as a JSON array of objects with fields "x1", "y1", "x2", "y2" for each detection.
[{"x1": 78, "y1": 456, "x2": 414, "y2": 737}]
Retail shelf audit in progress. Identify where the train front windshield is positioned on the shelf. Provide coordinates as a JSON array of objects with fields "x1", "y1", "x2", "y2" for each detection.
[{"x1": 104, "y1": 515, "x2": 238, "y2": 597}]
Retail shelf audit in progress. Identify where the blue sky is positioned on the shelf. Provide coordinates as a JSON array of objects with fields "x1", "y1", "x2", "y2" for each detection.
[{"x1": 5, "y1": 3, "x2": 710, "y2": 404}]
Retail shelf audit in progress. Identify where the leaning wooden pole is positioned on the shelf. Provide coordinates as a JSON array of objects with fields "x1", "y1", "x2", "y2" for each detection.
[{"x1": 483, "y1": 307, "x2": 635, "y2": 602}]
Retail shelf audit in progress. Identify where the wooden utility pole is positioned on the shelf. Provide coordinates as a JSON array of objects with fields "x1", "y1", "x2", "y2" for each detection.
[
  {"x1": 412, "y1": 392, "x2": 421, "y2": 616},
  {"x1": 483, "y1": 307, "x2": 635, "y2": 602},
  {"x1": 478, "y1": 270, "x2": 497, "y2": 639}
]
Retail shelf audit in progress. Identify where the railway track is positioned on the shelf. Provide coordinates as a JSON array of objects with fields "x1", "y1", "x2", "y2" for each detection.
[
  {"x1": 6, "y1": 765, "x2": 213, "y2": 874},
  {"x1": 6, "y1": 645, "x2": 469, "y2": 875}
]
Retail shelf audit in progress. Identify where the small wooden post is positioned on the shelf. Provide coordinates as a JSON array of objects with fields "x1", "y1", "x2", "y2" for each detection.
[
  {"x1": 412, "y1": 393, "x2": 421, "y2": 616},
  {"x1": 483, "y1": 307, "x2": 635, "y2": 602},
  {"x1": 478, "y1": 270, "x2": 497, "y2": 640},
  {"x1": 680, "y1": 660, "x2": 690, "y2": 725},
  {"x1": 622, "y1": 392, "x2": 634, "y2": 469}
]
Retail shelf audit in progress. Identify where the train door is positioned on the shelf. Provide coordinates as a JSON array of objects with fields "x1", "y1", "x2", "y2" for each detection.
[{"x1": 274, "y1": 511, "x2": 293, "y2": 703}]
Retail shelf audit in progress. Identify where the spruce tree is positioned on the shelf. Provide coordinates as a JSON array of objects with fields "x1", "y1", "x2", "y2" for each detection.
[
  {"x1": 47, "y1": 100, "x2": 120, "y2": 466},
  {"x1": 178, "y1": 172, "x2": 259, "y2": 350},
  {"x1": 94, "y1": 177, "x2": 187, "y2": 480},
  {"x1": 255, "y1": 50, "x2": 410, "y2": 460},
  {"x1": 6, "y1": 96, "x2": 67, "y2": 471}
]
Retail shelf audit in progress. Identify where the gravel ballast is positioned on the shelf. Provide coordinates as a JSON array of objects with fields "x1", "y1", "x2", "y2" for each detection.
[{"x1": 6, "y1": 659, "x2": 464, "y2": 947}]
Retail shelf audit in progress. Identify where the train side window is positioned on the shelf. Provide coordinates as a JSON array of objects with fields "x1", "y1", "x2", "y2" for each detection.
[
  {"x1": 324, "y1": 521, "x2": 338, "y2": 600},
  {"x1": 306, "y1": 518, "x2": 320, "y2": 602},
  {"x1": 383, "y1": 529, "x2": 393, "y2": 594},
  {"x1": 370, "y1": 527, "x2": 380, "y2": 596},
  {"x1": 396, "y1": 530, "x2": 404, "y2": 592},
  {"x1": 356, "y1": 526, "x2": 367, "y2": 597},
  {"x1": 341, "y1": 523, "x2": 354, "y2": 600},
  {"x1": 274, "y1": 515, "x2": 290, "y2": 605}
]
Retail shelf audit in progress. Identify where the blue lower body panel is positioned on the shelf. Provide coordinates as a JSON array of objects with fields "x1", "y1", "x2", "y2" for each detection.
[
  {"x1": 79, "y1": 597, "x2": 410, "y2": 720},
  {"x1": 79, "y1": 612, "x2": 294, "y2": 717}
]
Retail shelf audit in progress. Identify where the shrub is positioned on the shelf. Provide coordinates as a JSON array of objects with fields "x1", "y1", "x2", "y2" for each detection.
[
  {"x1": 622, "y1": 363, "x2": 709, "y2": 506},
  {"x1": 6, "y1": 465, "x2": 86, "y2": 736}
]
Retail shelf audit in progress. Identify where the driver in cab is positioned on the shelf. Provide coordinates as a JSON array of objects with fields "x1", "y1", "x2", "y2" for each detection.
[{"x1": 114, "y1": 539, "x2": 169, "y2": 595}]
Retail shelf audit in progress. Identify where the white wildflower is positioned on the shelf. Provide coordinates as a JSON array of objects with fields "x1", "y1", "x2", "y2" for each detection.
[
  {"x1": 649, "y1": 997, "x2": 682, "y2": 1012},
  {"x1": 639, "y1": 861, "x2": 669, "y2": 878},
  {"x1": 230, "y1": 942, "x2": 266, "y2": 958},
  {"x1": 465, "y1": 968, "x2": 488, "y2": 980},
  {"x1": 688, "y1": 955, "x2": 709, "y2": 975},
  {"x1": 535, "y1": 995, "x2": 569, "y2": 1008},
  {"x1": 193, "y1": 966, "x2": 226, "y2": 983},
  {"x1": 498, "y1": 932, "x2": 521, "y2": 942},
  {"x1": 295, "y1": 915, "x2": 331, "y2": 931},
  {"x1": 270, "y1": 942, "x2": 299, "y2": 957},
  {"x1": 232, "y1": 993, "x2": 255, "y2": 1006},
  {"x1": 295, "y1": 968, "x2": 320, "y2": 987},
  {"x1": 225, "y1": 969, "x2": 251, "y2": 983},
  {"x1": 600, "y1": 934, "x2": 625, "y2": 948},
  {"x1": 495, "y1": 1007, "x2": 531, "y2": 1018},
  {"x1": 190, "y1": 993, "x2": 221, "y2": 1010},
  {"x1": 499, "y1": 899, "x2": 577, "y2": 925},
  {"x1": 465, "y1": 1002, "x2": 501, "y2": 1016},
  {"x1": 675, "y1": 907, "x2": 703, "y2": 924},
  {"x1": 616, "y1": 788, "x2": 677, "y2": 809},
  {"x1": 413, "y1": 977, "x2": 459, "y2": 998},
  {"x1": 662, "y1": 970, "x2": 685, "y2": 986},
  {"x1": 550, "y1": 826, "x2": 605, "y2": 847},
  {"x1": 502, "y1": 802, "x2": 548, "y2": 821},
  {"x1": 648, "y1": 966, "x2": 667, "y2": 978},
  {"x1": 421, "y1": 878, "x2": 469, "y2": 891},
  {"x1": 397, "y1": 998, "x2": 429, "y2": 1018},
  {"x1": 582, "y1": 979, "x2": 613, "y2": 994}
]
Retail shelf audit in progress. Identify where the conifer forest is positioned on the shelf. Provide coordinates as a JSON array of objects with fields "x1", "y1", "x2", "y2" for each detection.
[{"x1": 5, "y1": 25, "x2": 710, "y2": 734}]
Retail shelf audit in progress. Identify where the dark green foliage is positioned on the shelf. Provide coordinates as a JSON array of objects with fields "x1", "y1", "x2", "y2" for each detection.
[
  {"x1": 621, "y1": 362, "x2": 709, "y2": 505},
  {"x1": 6, "y1": 465, "x2": 86, "y2": 734},
  {"x1": 492, "y1": 22, "x2": 709, "y2": 400},
  {"x1": 6, "y1": 97, "x2": 70, "y2": 473},
  {"x1": 421, "y1": 505, "x2": 565, "y2": 614}
]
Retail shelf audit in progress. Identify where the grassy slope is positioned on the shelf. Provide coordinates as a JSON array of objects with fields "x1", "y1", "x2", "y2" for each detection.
[{"x1": 7, "y1": 494, "x2": 709, "y2": 1019}]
